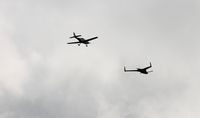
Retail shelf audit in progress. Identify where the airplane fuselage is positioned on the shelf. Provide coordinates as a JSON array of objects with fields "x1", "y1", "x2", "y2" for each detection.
[
  {"x1": 76, "y1": 38, "x2": 90, "y2": 44},
  {"x1": 136, "y1": 69, "x2": 148, "y2": 74}
]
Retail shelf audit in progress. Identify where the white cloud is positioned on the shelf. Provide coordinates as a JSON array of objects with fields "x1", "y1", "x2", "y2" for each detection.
[{"x1": 0, "y1": 18, "x2": 28, "y2": 95}]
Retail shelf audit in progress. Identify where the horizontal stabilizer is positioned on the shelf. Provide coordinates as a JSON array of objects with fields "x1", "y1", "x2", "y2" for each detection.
[{"x1": 70, "y1": 35, "x2": 81, "y2": 38}]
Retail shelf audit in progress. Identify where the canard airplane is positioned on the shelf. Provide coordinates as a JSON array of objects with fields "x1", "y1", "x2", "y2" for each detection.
[{"x1": 124, "y1": 62, "x2": 153, "y2": 74}]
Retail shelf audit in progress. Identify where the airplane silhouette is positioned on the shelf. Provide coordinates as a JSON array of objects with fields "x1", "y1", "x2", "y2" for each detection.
[
  {"x1": 67, "y1": 32, "x2": 98, "y2": 47},
  {"x1": 124, "y1": 62, "x2": 153, "y2": 74}
]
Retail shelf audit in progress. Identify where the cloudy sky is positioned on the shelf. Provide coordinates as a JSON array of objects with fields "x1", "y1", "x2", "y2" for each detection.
[{"x1": 0, "y1": 0, "x2": 200, "y2": 118}]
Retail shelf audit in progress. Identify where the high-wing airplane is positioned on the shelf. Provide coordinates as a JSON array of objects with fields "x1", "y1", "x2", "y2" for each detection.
[
  {"x1": 67, "y1": 32, "x2": 98, "y2": 47},
  {"x1": 124, "y1": 62, "x2": 153, "y2": 74}
]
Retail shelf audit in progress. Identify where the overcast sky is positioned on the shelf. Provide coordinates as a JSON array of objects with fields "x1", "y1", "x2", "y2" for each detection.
[{"x1": 0, "y1": 0, "x2": 200, "y2": 118}]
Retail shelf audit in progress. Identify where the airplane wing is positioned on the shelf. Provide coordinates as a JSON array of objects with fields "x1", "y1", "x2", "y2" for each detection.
[
  {"x1": 67, "y1": 42, "x2": 80, "y2": 44},
  {"x1": 125, "y1": 70, "x2": 138, "y2": 72},
  {"x1": 85, "y1": 37, "x2": 98, "y2": 41},
  {"x1": 124, "y1": 67, "x2": 138, "y2": 72}
]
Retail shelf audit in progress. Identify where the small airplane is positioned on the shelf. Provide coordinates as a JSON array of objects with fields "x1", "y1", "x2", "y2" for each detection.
[
  {"x1": 67, "y1": 32, "x2": 98, "y2": 47},
  {"x1": 124, "y1": 62, "x2": 153, "y2": 74}
]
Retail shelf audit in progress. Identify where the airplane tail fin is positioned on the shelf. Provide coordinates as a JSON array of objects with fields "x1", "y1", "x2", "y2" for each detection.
[{"x1": 70, "y1": 32, "x2": 81, "y2": 38}]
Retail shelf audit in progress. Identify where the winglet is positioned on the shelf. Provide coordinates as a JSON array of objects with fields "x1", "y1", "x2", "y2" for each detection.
[
  {"x1": 124, "y1": 66, "x2": 126, "y2": 72},
  {"x1": 150, "y1": 62, "x2": 152, "y2": 67}
]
